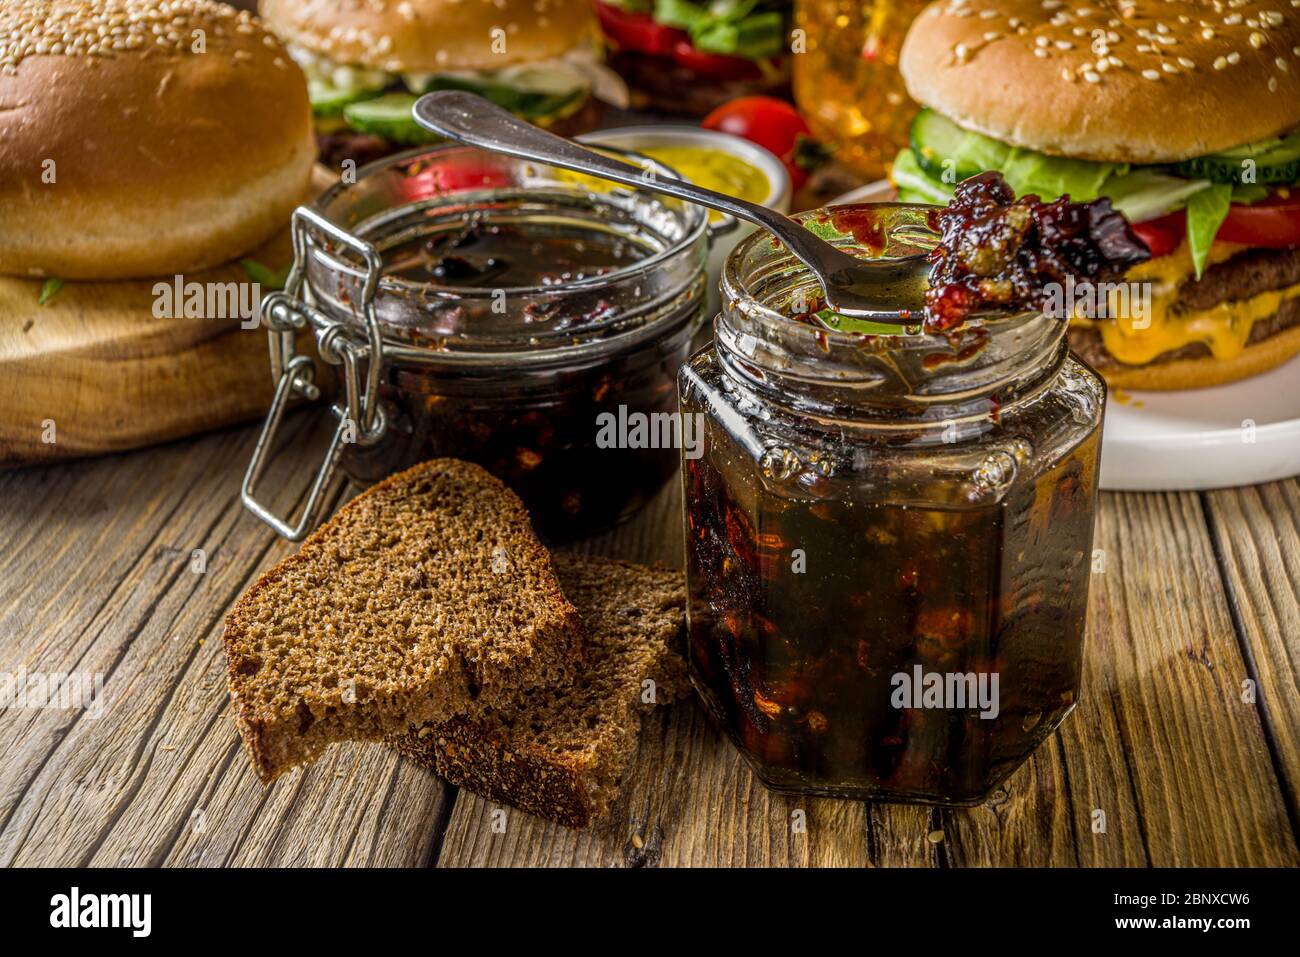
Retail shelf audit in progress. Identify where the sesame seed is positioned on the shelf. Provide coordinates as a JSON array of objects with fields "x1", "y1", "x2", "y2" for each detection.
[
  {"x1": 1096, "y1": 57, "x2": 1110, "y2": 71},
  {"x1": 1278, "y1": 57, "x2": 1290, "y2": 70},
  {"x1": 1055, "y1": 39, "x2": 1074, "y2": 49},
  {"x1": 1109, "y1": 54, "x2": 1124, "y2": 66},
  {"x1": 1062, "y1": 66, "x2": 1075, "y2": 80},
  {"x1": 954, "y1": 42, "x2": 970, "y2": 61},
  {"x1": 979, "y1": 8, "x2": 998, "y2": 18},
  {"x1": 1269, "y1": 76, "x2": 1279, "y2": 90},
  {"x1": 1250, "y1": 31, "x2": 1267, "y2": 48},
  {"x1": 983, "y1": 31, "x2": 1001, "y2": 40},
  {"x1": 1214, "y1": 54, "x2": 1229, "y2": 68},
  {"x1": 1224, "y1": 12, "x2": 1243, "y2": 23},
  {"x1": 1178, "y1": 56, "x2": 1196, "y2": 68},
  {"x1": 1228, "y1": 51, "x2": 1242, "y2": 63},
  {"x1": 1084, "y1": 69, "x2": 1101, "y2": 82},
  {"x1": 0, "y1": 0, "x2": 273, "y2": 68},
  {"x1": 1036, "y1": 35, "x2": 1051, "y2": 46},
  {"x1": 1294, "y1": 45, "x2": 1300, "y2": 55},
  {"x1": 1034, "y1": 46, "x2": 1049, "y2": 57},
  {"x1": 1137, "y1": 43, "x2": 1153, "y2": 52},
  {"x1": 1202, "y1": 27, "x2": 1216, "y2": 38},
  {"x1": 1142, "y1": 68, "x2": 1161, "y2": 79}
]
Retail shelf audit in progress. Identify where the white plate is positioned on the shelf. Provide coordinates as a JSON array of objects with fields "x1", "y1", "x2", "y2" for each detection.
[{"x1": 831, "y1": 180, "x2": 1300, "y2": 490}]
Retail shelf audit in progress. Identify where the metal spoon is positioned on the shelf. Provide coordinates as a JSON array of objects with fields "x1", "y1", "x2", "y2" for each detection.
[{"x1": 412, "y1": 91, "x2": 929, "y2": 322}]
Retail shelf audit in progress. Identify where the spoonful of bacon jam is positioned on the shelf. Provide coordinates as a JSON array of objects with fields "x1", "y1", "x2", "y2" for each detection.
[{"x1": 923, "y1": 171, "x2": 1151, "y2": 332}]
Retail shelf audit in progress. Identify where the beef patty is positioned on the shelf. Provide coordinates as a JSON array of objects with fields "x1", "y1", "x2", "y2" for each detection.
[{"x1": 1070, "y1": 246, "x2": 1300, "y2": 367}]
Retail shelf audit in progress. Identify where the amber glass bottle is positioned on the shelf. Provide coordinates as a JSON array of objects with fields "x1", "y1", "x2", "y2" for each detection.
[{"x1": 793, "y1": 0, "x2": 930, "y2": 180}]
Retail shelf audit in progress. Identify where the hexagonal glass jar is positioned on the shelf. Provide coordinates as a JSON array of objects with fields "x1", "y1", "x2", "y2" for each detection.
[{"x1": 679, "y1": 205, "x2": 1105, "y2": 804}]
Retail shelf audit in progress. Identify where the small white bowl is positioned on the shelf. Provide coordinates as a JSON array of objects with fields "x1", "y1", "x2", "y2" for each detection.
[{"x1": 579, "y1": 125, "x2": 792, "y2": 316}]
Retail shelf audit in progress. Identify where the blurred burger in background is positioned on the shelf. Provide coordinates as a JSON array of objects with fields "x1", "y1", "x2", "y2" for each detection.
[
  {"x1": 595, "y1": 1, "x2": 792, "y2": 115},
  {"x1": 894, "y1": 0, "x2": 1300, "y2": 390},
  {"x1": 260, "y1": 0, "x2": 626, "y2": 168}
]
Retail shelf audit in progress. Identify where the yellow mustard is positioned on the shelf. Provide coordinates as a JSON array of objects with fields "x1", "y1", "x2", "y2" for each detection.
[
  {"x1": 562, "y1": 143, "x2": 771, "y2": 221},
  {"x1": 638, "y1": 145, "x2": 771, "y2": 210}
]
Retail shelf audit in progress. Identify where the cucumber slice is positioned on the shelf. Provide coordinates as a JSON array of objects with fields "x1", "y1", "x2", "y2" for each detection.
[
  {"x1": 1175, "y1": 131, "x2": 1300, "y2": 185},
  {"x1": 309, "y1": 78, "x2": 383, "y2": 117},
  {"x1": 909, "y1": 109, "x2": 1010, "y2": 182},
  {"x1": 342, "y1": 94, "x2": 442, "y2": 145},
  {"x1": 424, "y1": 73, "x2": 586, "y2": 121},
  {"x1": 890, "y1": 149, "x2": 956, "y2": 205}
]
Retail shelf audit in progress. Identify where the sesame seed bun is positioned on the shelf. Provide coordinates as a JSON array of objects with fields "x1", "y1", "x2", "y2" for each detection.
[
  {"x1": 0, "y1": 0, "x2": 315, "y2": 281},
  {"x1": 259, "y1": 0, "x2": 602, "y2": 73},
  {"x1": 900, "y1": 0, "x2": 1300, "y2": 164}
]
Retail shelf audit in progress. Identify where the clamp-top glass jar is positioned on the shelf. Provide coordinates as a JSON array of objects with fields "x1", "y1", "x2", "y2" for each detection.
[
  {"x1": 242, "y1": 145, "x2": 708, "y2": 542},
  {"x1": 680, "y1": 204, "x2": 1105, "y2": 805}
]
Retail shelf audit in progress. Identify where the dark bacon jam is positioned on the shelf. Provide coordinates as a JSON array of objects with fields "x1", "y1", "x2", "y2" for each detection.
[
  {"x1": 381, "y1": 219, "x2": 649, "y2": 290},
  {"x1": 923, "y1": 171, "x2": 1151, "y2": 331}
]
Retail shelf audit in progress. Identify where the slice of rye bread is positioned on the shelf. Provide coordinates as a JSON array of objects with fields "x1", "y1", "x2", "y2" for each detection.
[
  {"x1": 390, "y1": 553, "x2": 689, "y2": 828},
  {"x1": 223, "y1": 458, "x2": 583, "y2": 783}
]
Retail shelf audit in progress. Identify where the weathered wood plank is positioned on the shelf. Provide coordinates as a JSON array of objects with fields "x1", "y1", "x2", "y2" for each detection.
[
  {"x1": 437, "y1": 703, "x2": 871, "y2": 867},
  {"x1": 0, "y1": 413, "x2": 452, "y2": 867},
  {"x1": 937, "y1": 492, "x2": 1298, "y2": 867},
  {"x1": 3, "y1": 417, "x2": 1296, "y2": 867},
  {"x1": 1204, "y1": 479, "x2": 1300, "y2": 817}
]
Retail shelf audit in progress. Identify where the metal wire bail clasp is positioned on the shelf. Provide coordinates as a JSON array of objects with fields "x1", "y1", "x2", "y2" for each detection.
[{"x1": 241, "y1": 205, "x2": 388, "y2": 541}]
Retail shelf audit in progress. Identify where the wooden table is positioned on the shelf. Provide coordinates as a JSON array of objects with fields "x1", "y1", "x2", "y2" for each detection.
[{"x1": 1, "y1": 410, "x2": 1297, "y2": 868}]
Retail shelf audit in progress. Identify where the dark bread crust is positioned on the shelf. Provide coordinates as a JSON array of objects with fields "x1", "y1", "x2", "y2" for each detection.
[
  {"x1": 223, "y1": 458, "x2": 581, "y2": 783},
  {"x1": 390, "y1": 554, "x2": 689, "y2": 828}
]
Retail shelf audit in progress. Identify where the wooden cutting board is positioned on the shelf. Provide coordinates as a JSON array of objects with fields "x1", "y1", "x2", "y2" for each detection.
[{"x1": 0, "y1": 169, "x2": 335, "y2": 468}]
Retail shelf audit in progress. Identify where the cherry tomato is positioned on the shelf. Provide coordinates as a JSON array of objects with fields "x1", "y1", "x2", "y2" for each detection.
[
  {"x1": 1215, "y1": 190, "x2": 1300, "y2": 247},
  {"x1": 398, "y1": 157, "x2": 511, "y2": 201},
  {"x1": 670, "y1": 40, "x2": 765, "y2": 81},
  {"x1": 1131, "y1": 209, "x2": 1186, "y2": 258},
  {"x1": 594, "y1": 2, "x2": 685, "y2": 56},
  {"x1": 702, "y1": 96, "x2": 826, "y2": 191}
]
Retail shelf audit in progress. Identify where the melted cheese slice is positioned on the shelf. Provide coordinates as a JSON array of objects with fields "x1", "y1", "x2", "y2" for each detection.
[{"x1": 1072, "y1": 241, "x2": 1300, "y2": 365}]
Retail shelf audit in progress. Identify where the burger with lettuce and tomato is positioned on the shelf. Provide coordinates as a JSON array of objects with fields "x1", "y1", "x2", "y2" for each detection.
[
  {"x1": 895, "y1": 0, "x2": 1300, "y2": 390},
  {"x1": 260, "y1": 0, "x2": 625, "y2": 168},
  {"x1": 595, "y1": 0, "x2": 792, "y2": 115}
]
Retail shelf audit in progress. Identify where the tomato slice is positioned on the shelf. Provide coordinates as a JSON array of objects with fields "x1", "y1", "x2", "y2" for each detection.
[
  {"x1": 1131, "y1": 209, "x2": 1186, "y2": 258},
  {"x1": 594, "y1": 2, "x2": 685, "y2": 56},
  {"x1": 1215, "y1": 191, "x2": 1300, "y2": 247}
]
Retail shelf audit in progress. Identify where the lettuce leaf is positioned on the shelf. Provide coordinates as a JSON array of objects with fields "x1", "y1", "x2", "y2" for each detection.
[
  {"x1": 654, "y1": 0, "x2": 786, "y2": 59},
  {"x1": 998, "y1": 150, "x2": 1124, "y2": 203},
  {"x1": 1184, "y1": 183, "x2": 1233, "y2": 279},
  {"x1": 1100, "y1": 169, "x2": 1212, "y2": 223}
]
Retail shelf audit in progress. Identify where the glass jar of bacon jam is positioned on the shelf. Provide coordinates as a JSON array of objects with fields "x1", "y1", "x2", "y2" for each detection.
[
  {"x1": 242, "y1": 144, "x2": 708, "y2": 542},
  {"x1": 679, "y1": 204, "x2": 1105, "y2": 804}
]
